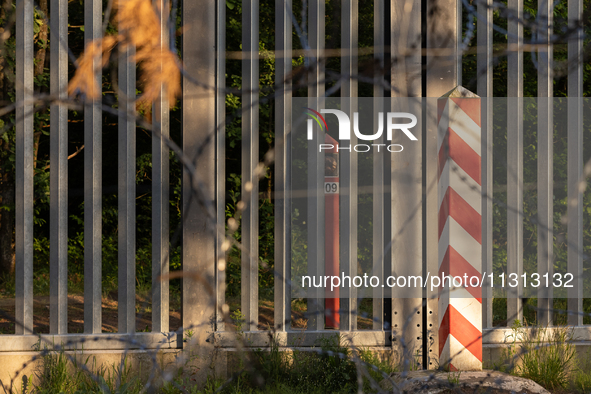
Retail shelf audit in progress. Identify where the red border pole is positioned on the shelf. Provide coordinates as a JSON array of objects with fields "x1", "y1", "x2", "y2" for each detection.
[
  {"x1": 437, "y1": 88, "x2": 482, "y2": 370},
  {"x1": 324, "y1": 134, "x2": 340, "y2": 328}
]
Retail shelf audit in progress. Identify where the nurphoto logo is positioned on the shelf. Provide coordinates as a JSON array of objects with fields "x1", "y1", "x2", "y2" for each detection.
[{"x1": 305, "y1": 107, "x2": 418, "y2": 152}]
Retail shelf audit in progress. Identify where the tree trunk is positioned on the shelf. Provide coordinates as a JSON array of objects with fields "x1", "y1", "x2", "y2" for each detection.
[
  {"x1": 34, "y1": 0, "x2": 49, "y2": 77},
  {"x1": 33, "y1": 131, "x2": 42, "y2": 168}
]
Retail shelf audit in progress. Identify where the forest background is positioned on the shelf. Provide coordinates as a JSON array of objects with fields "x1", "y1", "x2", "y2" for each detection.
[{"x1": 1, "y1": 0, "x2": 591, "y2": 329}]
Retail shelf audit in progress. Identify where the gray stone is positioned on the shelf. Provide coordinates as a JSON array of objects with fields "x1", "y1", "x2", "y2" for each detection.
[{"x1": 379, "y1": 370, "x2": 550, "y2": 394}]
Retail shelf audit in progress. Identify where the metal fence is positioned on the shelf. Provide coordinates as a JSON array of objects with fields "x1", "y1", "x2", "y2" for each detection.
[{"x1": 4, "y1": 0, "x2": 590, "y2": 372}]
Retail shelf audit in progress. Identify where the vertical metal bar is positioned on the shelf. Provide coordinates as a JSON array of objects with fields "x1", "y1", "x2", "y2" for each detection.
[
  {"x1": 83, "y1": 0, "x2": 103, "y2": 334},
  {"x1": 274, "y1": 0, "x2": 292, "y2": 332},
  {"x1": 567, "y1": 0, "x2": 583, "y2": 327},
  {"x1": 426, "y1": 0, "x2": 458, "y2": 368},
  {"x1": 215, "y1": 0, "x2": 226, "y2": 332},
  {"x1": 537, "y1": 0, "x2": 553, "y2": 326},
  {"x1": 374, "y1": 0, "x2": 384, "y2": 101},
  {"x1": 307, "y1": 0, "x2": 325, "y2": 99},
  {"x1": 241, "y1": 0, "x2": 259, "y2": 332},
  {"x1": 372, "y1": 0, "x2": 383, "y2": 332},
  {"x1": 306, "y1": 118, "x2": 325, "y2": 331},
  {"x1": 477, "y1": 0, "x2": 493, "y2": 330},
  {"x1": 49, "y1": 0, "x2": 69, "y2": 335},
  {"x1": 425, "y1": 0, "x2": 458, "y2": 95},
  {"x1": 391, "y1": 99, "x2": 423, "y2": 369},
  {"x1": 151, "y1": 0, "x2": 170, "y2": 334},
  {"x1": 375, "y1": 0, "x2": 394, "y2": 336},
  {"x1": 339, "y1": 0, "x2": 358, "y2": 332},
  {"x1": 424, "y1": 125, "x2": 440, "y2": 369},
  {"x1": 118, "y1": 7, "x2": 137, "y2": 334},
  {"x1": 306, "y1": 0, "x2": 325, "y2": 331},
  {"x1": 392, "y1": 0, "x2": 423, "y2": 367},
  {"x1": 390, "y1": 0, "x2": 422, "y2": 97},
  {"x1": 341, "y1": 0, "x2": 357, "y2": 99},
  {"x1": 506, "y1": 0, "x2": 523, "y2": 324},
  {"x1": 182, "y1": 0, "x2": 216, "y2": 343},
  {"x1": 423, "y1": 0, "x2": 458, "y2": 368},
  {"x1": 457, "y1": 0, "x2": 462, "y2": 84},
  {"x1": 383, "y1": 0, "x2": 392, "y2": 341},
  {"x1": 14, "y1": 0, "x2": 34, "y2": 336}
]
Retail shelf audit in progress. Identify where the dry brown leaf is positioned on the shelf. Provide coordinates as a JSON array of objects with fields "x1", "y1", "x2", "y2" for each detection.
[
  {"x1": 117, "y1": 0, "x2": 160, "y2": 50},
  {"x1": 137, "y1": 49, "x2": 181, "y2": 105},
  {"x1": 68, "y1": 36, "x2": 118, "y2": 99},
  {"x1": 68, "y1": 0, "x2": 180, "y2": 109}
]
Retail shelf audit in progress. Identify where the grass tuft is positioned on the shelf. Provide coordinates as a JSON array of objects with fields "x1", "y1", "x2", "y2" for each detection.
[
  {"x1": 17, "y1": 339, "x2": 143, "y2": 394},
  {"x1": 500, "y1": 320, "x2": 577, "y2": 391}
]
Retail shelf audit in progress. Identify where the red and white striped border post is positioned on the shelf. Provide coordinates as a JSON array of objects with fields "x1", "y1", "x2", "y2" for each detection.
[{"x1": 437, "y1": 86, "x2": 482, "y2": 371}]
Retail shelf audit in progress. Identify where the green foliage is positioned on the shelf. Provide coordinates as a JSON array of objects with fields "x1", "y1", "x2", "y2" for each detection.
[
  {"x1": 219, "y1": 334, "x2": 368, "y2": 394},
  {"x1": 216, "y1": 334, "x2": 398, "y2": 393},
  {"x1": 160, "y1": 370, "x2": 223, "y2": 394},
  {"x1": 230, "y1": 309, "x2": 245, "y2": 334},
  {"x1": 1, "y1": 0, "x2": 591, "y2": 349},
  {"x1": 356, "y1": 348, "x2": 398, "y2": 388},
  {"x1": 0, "y1": 0, "x2": 186, "y2": 301},
  {"x1": 33, "y1": 345, "x2": 78, "y2": 394},
  {"x1": 499, "y1": 320, "x2": 576, "y2": 391},
  {"x1": 222, "y1": 0, "x2": 278, "y2": 301},
  {"x1": 446, "y1": 370, "x2": 461, "y2": 387},
  {"x1": 517, "y1": 327, "x2": 576, "y2": 390},
  {"x1": 288, "y1": 335, "x2": 357, "y2": 391},
  {"x1": 571, "y1": 352, "x2": 591, "y2": 393},
  {"x1": 289, "y1": 209, "x2": 307, "y2": 280},
  {"x1": 0, "y1": 272, "x2": 15, "y2": 297},
  {"x1": 16, "y1": 340, "x2": 143, "y2": 394},
  {"x1": 251, "y1": 334, "x2": 287, "y2": 387},
  {"x1": 7, "y1": 339, "x2": 395, "y2": 394}
]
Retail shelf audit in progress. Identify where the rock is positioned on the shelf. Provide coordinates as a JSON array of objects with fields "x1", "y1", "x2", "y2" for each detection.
[{"x1": 379, "y1": 370, "x2": 550, "y2": 394}]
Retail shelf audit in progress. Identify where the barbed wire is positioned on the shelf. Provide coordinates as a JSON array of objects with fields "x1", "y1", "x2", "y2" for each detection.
[{"x1": 1, "y1": 0, "x2": 591, "y2": 392}]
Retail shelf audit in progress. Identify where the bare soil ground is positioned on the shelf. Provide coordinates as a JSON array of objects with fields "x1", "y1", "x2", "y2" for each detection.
[
  {"x1": 0, "y1": 294, "x2": 182, "y2": 334},
  {"x1": 0, "y1": 296, "x2": 371, "y2": 334}
]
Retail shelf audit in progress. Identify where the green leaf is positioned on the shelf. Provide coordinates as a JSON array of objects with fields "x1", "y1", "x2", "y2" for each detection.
[
  {"x1": 80, "y1": 26, "x2": 85, "y2": 32},
  {"x1": 226, "y1": 0, "x2": 234, "y2": 9}
]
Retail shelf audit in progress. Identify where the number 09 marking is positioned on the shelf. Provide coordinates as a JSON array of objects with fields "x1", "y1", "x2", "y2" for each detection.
[{"x1": 324, "y1": 182, "x2": 339, "y2": 194}]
